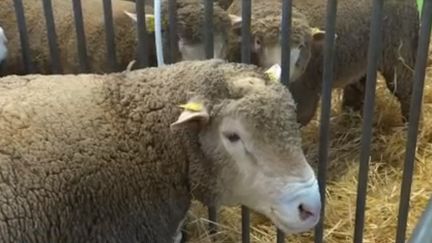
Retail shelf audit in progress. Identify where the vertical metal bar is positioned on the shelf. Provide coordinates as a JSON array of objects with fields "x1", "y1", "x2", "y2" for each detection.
[
  {"x1": 240, "y1": 207, "x2": 250, "y2": 243},
  {"x1": 241, "y1": 0, "x2": 251, "y2": 64},
  {"x1": 353, "y1": 0, "x2": 384, "y2": 242},
  {"x1": 204, "y1": 0, "x2": 217, "y2": 236},
  {"x1": 208, "y1": 207, "x2": 217, "y2": 235},
  {"x1": 102, "y1": 0, "x2": 119, "y2": 72},
  {"x1": 240, "y1": 0, "x2": 251, "y2": 242},
  {"x1": 42, "y1": 0, "x2": 63, "y2": 74},
  {"x1": 409, "y1": 196, "x2": 432, "y2": 243},
  {"x1": 154, "y1": 0, "x2": 165, "y2": 66},
  {"x1": 13, "y1": 0, "x2": 33, "y2": 73},
  {"x1": 135, "y1": 0, "x2": 149, "y2": 68},
  {"x1": 314, "y1": 0, "x2": 338, "y2": 242},
  {"x1": 204, "y1": 0, "x2": 214, "y2": 59},
  {"x1": 168, "y1": 0, "x2": 177, "y2": 64},
  {"x1": 72, "y1": 0, "x2": 90, "y2": 73},
  {"x1": 280, "y1": 0, "x2": 292, "y2": 86},
  {"x1": 276, "y1": 230, "x2": 285, "y2": 243},
  {"x1": 277, "y1": 1, "x2": 292, "y2": 241},
  {"x1": 396, "y1": 0, "x2": 432, "y2": 242}
]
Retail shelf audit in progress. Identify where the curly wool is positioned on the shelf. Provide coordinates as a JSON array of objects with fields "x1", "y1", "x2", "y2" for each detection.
[
  {"x1": 0, "y1": 59, "x2": 302, "y2": 242},
  {"x1": 162, "y1": 0, "x2": 232, "y2": 43}
]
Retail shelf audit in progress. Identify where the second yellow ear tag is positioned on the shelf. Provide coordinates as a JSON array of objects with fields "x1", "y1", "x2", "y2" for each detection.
[
  {"x1": 265, "y1": 64, "x2": 282, "y2": 82},
  {"x1": 146, "y1": 15, "x2": 155, "y2": 32},
  {"x1": 179, "y1": 102, "x2": 204, "y2": 112}
]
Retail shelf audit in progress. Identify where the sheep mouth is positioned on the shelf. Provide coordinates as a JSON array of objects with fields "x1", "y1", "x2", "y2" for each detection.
[{"x1": 269, "y1": 207, "x2": 319, "y2": 234}]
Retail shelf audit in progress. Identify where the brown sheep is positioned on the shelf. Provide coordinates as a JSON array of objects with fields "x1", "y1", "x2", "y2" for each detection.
[
  {"x1": 228, "y1": 0, "x2": 419, "y2": 126},
  {"x1": 0, "y1": 59, "x2": 321, "y2": 242},
  {"x1": 0, "y1": 0, "x2": 241, "y2": 74}
]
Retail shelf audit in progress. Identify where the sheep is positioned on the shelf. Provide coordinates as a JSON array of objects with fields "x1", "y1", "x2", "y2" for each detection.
[
  {"x1": 0, "y1": 26, "x2": 7, "y2": 64},
  {"x1": 228, "y1": 0, "x2": 419, "y2": 126},
  {"x1": 0, "y1": 59, "x2": 321, "y2": 242},
  {"x1": 0, "y1": 0, "x2": 240, "y2": 75},
  {"x1": 125, "y1": 0, "x2": 242, "y2": 64},
  {"x1": 124, "y1": 0, "x2": 233, "y2": 11},
  {"x1": 227, "y1": 0, "x2": 326, "y2": 82}
]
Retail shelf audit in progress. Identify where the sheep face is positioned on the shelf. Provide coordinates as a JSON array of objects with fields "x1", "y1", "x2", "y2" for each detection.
[
  {"x1": 171, "y1": 80, "x2": 321, "y2": 234},
  {"x1": 251, "y1": 27, "x2": 325, "y2": 82},
  {"x1": 0, "y1": 27, "x2": 7, "y2": 64},
  {"x1": 177, "y1": 33, "x2": 228, "y2": 60},
  {"x1": 125, "y1": 1, "x2": 241, "y2": 62}
]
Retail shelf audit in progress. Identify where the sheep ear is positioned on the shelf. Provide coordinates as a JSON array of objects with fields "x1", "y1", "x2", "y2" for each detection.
[
  {"x1": 124, "y1": 10, "x2": 138, "y2": 22},
  {"x1": 229, "y1": 14, "x2": 242, "y2": 31},
  {"x1": 170, "y1": 100, "x2": 210, "y2": 130},
  {"x1": 311, "y1": 27, "x2": 326, "y2": 42},
  {"x1": 265, "y1": 64, "x2": 282, "y2": 83}
]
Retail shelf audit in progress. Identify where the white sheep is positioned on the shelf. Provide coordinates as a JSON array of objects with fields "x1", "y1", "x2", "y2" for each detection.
[{"x1": 0, "y1": 59, "x2": 320, "y2": 242}]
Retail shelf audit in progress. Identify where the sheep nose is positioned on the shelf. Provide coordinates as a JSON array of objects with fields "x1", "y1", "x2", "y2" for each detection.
[{"x1": 298, "y1": 202, "x2": 319, "y2": 221}]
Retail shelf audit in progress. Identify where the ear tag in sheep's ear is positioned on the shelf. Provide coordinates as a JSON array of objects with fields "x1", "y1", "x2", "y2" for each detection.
[
  {"x1": 170, "y1": 102, "x2": 210, "y2": 130},
  {"x1": 146, "y1": 14, "x2": 155, "y2": 32},
  {"x1": 179, "y1": 102, "x2": 204, "y2": 112},
  {"x1": 265, "y1": 64, "x2": 282, "y2": 83}
]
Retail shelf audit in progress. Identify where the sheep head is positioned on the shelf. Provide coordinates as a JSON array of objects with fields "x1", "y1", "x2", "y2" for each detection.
[
  {"x1": 124, "y1": 0, "x2": 241, "y2": 62},
  {"x1": 170, "y1": 66, "x2": 321, "y2": 234},
  {"x1": 227, "y1": 3, "x2": 327, "y2": 81}
]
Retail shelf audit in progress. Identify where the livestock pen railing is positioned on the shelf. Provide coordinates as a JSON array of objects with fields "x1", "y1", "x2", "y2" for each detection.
[{"x1": 4, "y1": 0, "x2": 432, "y2": 242}]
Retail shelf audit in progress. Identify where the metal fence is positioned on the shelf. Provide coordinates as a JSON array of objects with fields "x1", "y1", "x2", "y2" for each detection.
[{"x1": 7, "y1": 0, "x2": 432, "y2": 242}]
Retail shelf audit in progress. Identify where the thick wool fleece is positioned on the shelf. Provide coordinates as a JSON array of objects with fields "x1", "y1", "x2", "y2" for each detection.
[
  {"x1": 290, "y1": 0, "x2": 419, "y2": 125},
  {"x1": 0, "y1": 59, "x2": 300, "y2": 242},
  {"x1": 227, "y1": 0, "x2": 312, "y2": 47},
  {"x1": 0, "y1": 0, "x2": 146, "y2": 74}
]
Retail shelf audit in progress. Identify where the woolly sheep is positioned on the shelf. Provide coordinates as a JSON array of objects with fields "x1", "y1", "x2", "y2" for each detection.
[
  {"x1": 0, "y1": 59, "x2": 321, "y2": 242},
  {"x1": 125, "y1": 0, "x2": 242, "y2": 64},
  {"x1": 227, "y1": 0, "x2": 326, "y2": 82},
  {"x1": 124, "y1": 0, "x2": 233, "y2": 10},
  {"x1": 0, "y1": 26, "x2": 7, "y2": 64},
  {"x1": 229, "y1": 0, "x2": 419, "y2": 126},
  {"x1": 0, "y1": 0, "x2": 240, "y2": 74}
]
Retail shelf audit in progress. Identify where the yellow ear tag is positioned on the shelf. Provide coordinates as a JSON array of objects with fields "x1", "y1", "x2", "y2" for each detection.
[
  {"x1": 179, "y1": 102, "x2": 204, "y2": 112},
  {"x1": 311, "y1": 27, "x2": 324, "y2": 35},
  {"x1": 146, "y1": 15, "x2": 155, "y2": 32},
  {"x1": 146, "y1": 15, "x2": 168, "y2": 32},
  {"x1": 265, "y1": 64, "x2": 282, "y2": 83}
]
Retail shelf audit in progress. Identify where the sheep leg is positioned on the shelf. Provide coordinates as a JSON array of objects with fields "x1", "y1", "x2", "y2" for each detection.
[{"x1": 341, "y1": 76, "x2": 366, "y2": 114}]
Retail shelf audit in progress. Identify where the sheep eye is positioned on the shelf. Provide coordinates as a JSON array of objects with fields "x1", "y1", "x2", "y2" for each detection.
[{"x1": 224, "y1": 132, "x2": 241, "y2": 143}]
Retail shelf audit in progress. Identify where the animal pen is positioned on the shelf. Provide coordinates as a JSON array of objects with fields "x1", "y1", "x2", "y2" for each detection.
[{"x1": 1, "y1": 0, "x2": 432, "y2": 242}]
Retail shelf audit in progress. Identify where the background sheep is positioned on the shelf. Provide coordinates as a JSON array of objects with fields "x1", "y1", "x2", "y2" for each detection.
[
  {"x1": 0, "y1": 0, "x2": 240, "y2": 74},
  {"x1": 0, "y1": 26, "x2": 7, "y2": 65},
  {"x1": 124, "y1": 0, "x2": 234, "y2": 10},
  {"x1": 0, "y1": 59, "x2": 321, "y2": 242},
  {"x1": 228, "y1": 0, "x2": 419, "y2": 126},
  {"x1": 227, "y1": 0, "x2": 326, "y2": 82},
  {"x1": 125, "y1": 0, "x2": 242, "y2": 64}
]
